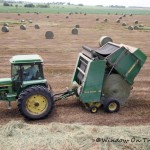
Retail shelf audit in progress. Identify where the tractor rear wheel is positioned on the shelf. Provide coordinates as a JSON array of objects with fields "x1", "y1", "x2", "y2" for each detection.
[
  {"x1": 103, "y1": 99, "x2": 120, "y2": 113},
  {"x1": 18, "y1": 86, "x2": 54, "y2": 120}
]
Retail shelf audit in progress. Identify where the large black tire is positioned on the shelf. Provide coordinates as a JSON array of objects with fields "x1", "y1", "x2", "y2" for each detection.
[
  {"x1": 18, "y1": 86, "x2": 54, "y2": 120},
  {"x1": 103, "y1": 98, "x2": 120, "y2": 113}
]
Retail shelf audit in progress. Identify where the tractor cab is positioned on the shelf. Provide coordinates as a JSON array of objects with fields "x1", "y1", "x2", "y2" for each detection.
[{"x1": 10, "y1": 54, "x2": 45, "y2": 92}]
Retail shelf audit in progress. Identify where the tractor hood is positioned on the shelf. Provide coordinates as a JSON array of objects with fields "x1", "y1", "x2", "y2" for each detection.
[{"x1": 0, "y1": 78, "x2": 12, "y2": 86}]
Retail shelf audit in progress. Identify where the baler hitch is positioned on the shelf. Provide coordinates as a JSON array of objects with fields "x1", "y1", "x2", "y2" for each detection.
[{"x1": 53, "y1": 88, "x2": 77, "y2": 102}]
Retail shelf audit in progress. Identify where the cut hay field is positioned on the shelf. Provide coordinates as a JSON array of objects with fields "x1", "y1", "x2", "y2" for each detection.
[{"x1": 0, "y1": 11, "x2": 150, "y2": 150}]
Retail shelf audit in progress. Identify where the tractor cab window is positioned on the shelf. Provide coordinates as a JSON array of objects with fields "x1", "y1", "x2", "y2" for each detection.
[
  {"x1": 11, "y1": 63, "x2": 44, "y2": 81},
  {"x1": 11, "y1": 65, "x2": 22, "y2": 81},
  {"x1": 22, "y1": 63, "x2": 44, "y2": 81}
]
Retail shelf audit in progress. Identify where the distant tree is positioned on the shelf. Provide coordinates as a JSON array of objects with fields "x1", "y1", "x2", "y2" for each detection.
[
  {"x1": 78, "y1": 4, "x2": 84, "y2": 6},
  {"x1": 3, "y1": 2, "x2": 10, "y2": 6},
  {"x1": 24, "y1": 3, "x2": 35, "y2": 8}
]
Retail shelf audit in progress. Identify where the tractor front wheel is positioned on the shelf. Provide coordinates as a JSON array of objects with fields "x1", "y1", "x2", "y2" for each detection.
[
  {"x1": 103, "y1": 99, "x2": 120, "y2": 113},
  {"x1": 18, "y1": 86, "x2": 54, "y2": 120}
]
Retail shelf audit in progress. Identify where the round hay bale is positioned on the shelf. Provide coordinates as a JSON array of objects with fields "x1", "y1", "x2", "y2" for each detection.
[
  {"x1": 99, "y1": 36, "x2": 113, "y2": 47},
  {"x1": 139, "y1": 24, "x2": 144, "y2": 27},
  {"x1": 96, "y1": 18, "x2": 99, "y2": 21},
  {"x1": 119, "y1": 16, "x2": 122, "y2": 19},
  {"x1": 47, "y1": 16, "x2": 49, "y2": 18},
  {"x1": 72, "y1": 28, "x2": 78, "y2": 35},
  {"x1": 123, "y1": 14, "x2": 126, "y2": 17},
  {"x1": 84, "y1": 13, "x2": 87, "y2": 15},
  {"x1": 18, "y1": 13, "x2": 20, "y2": 16},
  {"x1": 1, "y1": 26, "x2": 9, "y2": 32},
  {"x1": 134, "y1": 20, "x2": 138, "y2": 24},
  {"x1": 116, "y1": 19, "x2": 120, "y2": 23},
  {"x1": 104, "y1": 18, "x2": 108, "y2": 22},
  {"x1": 45, "y1": 31, "x2": 54, "y2": 39},
  {"x1": 69, "y1": 12, "x2": 72, "y2": 15},
  {"x1": 34, "y1": 24, "x2": 40, "y2": 29},
  {"x1": 122, "y1": 22, "x2": 127, "y2": 26},
  {"x1": 128, "y1": 26, "x2": 134, "y2": 30},
  {"x1": 134, "y1": 25, "x2": 139, "y2": 30},
  {"x1": 20, "y1": 25, "x2": 26, "y2": 30},
  {"x1": 66, "y1": 16, "x2": 69, "y2": 19},
  {"x1": 3, "y1": 23, "x2": 9, "y2": 27},
  {"x1": 75, "y1": 24, "x2": 80, "y2": 28},
  {"x1": 21, "y1": 19, "x2": 25, "y2": 22},
  {"x1": 102, "y1": 74, "x2": 131, "y2": 105},
  {"x1": 130, "y1": 14, "x2": 133, "y2": 16},
  {"x1": 28, "y1": 20, "x2": 32, "y2": 23}
]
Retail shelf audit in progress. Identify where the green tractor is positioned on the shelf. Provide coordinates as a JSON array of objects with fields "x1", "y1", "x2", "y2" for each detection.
[
  {"x1": 0, "y1": 54, "x2": 54, "y2": 119},
  {"x1": 0, "y1": 39, "x2": 147, "y2": 120}
]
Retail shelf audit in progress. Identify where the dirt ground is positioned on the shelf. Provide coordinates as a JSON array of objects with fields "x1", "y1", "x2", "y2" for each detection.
[{"x1": 0, "y1": 13, "x2": 149, "y2": 126}]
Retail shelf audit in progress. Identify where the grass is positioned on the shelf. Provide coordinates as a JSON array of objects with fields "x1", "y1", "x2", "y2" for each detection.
[
  {"x1": 0, "y1": 120, "x2": 149, "y2": 150},
  {"x1": 0, "y1": 3, "x2": 150, "y2": 14}
]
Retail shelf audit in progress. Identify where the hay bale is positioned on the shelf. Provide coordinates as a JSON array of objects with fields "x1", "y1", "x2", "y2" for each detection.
[
  {"x1": 128, "y1": 26, "x2": 134, "y2": 30},
  {"x1": 104, "y1": 19, "x2": 108, "y2": 22},
  {"x1": 45, "y1": 31, "x2": 54, "y2": 39},
  {"x1": 134, "y1": 20, "x2": 138, "y2": 24},
  {"x1": 99, "y1": 36, "x2": 113, "y2": 47},
  {"x1": 66, "y1": 16, "x2": 69, "y2": 19},
  {"x1": 47, "y1": 16, "x2": 49, "y2": 18},
  {"x1": 28, "y1": 20, "x2": 32, "y2": 23},
  {"x1": 139, "y1": 24, "x2": 144, "y2": 27},
  {"x1": 122, "y1": 22, "x2": 127, "y2": 26},
  {"x1": 3, "y1": 23, "x2": 9, "y2": 27},
  {"x1": 116, "y1": 19, "x2": 120, "y2": 23},
  {"x1": 34, "y1": 24, "x2": 40, "y2": 29},
  {"x1": 1, "y1": 26, "x2": 9, "y2": 32},
  {"x1": 20, "y1": 25, "x2": 26, "y2": 30},
  {"x1": 96, "y1": 18, "x2": 99, "y2": 21},
  {"x1": 130, "y1": 14, "x2": 133, "y2": 16},
  {"x1": 119, "y1": 16, "x2": 122, "y2": 19},
  {"x1": 18, "y1": 13, "x2": 20, "y2": 16},
  {"x1": 84, "y1": 13, "x2": 86, "y2": 15},
  {"x1": 75, "y1": 24, "x2": 80, "y2": 28},
  {"x1": 134, "y1": 25, "x2": 139, "y2": 30},
  {"x1": 123, "y1": 14, "x2": 126, "y2": 17},
  {"x1": 21, "y1": 19, "x2": 25, "y2": 22},
  {"x1": 115, "y1": 13, "x2": 118, "y2": 15},
  {"x1": 72, "y1": 28, "x2": 78, "y2": 35}
]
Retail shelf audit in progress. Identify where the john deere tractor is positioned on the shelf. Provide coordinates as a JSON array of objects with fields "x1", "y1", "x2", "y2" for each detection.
[
  {"x1": 0, "y1": 38, "x2": 147, "y2": 120},
  {"x1": 0, "y1": 55, "x2": 54, "y2": 119}
]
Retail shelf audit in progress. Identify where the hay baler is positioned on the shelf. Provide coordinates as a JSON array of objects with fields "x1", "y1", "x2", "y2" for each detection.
[
  {"x1": 0, "y1": 41, "x2": 147, "y2": 120},
  {"x1": 71, "y1": 42, "x2": 147, "y2": 113}
]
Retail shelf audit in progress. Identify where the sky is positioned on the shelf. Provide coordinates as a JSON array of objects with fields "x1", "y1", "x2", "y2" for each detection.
[{"x1": 21, "y1": 0, "x2": 150, "y2": 7}]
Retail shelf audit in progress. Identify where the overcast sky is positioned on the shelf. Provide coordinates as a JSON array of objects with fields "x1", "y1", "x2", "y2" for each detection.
[{"x1": 23, "y1": 0, "x2": 150, "y2": 7}]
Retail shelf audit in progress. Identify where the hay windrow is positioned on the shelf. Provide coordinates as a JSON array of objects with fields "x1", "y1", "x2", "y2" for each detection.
[{"x1": 0, "y1": 120, "x2": 149, "y2": 150}]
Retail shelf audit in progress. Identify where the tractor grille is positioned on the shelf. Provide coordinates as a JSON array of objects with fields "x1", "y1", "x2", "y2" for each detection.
[{"x1": 76, "y1": 57, "x2": 88, "y2": 85}]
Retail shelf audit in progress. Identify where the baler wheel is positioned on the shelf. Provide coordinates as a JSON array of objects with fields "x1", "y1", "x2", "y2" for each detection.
[
  {"x1": 18, "y1": 86, "x2": 54, "y2": 120},
  {"x1": 103, "y1": 99, "x2": 120, "y2": 113},
  {"x1": 90, "y1": 106, "x2": 98, "y2": 113}
]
